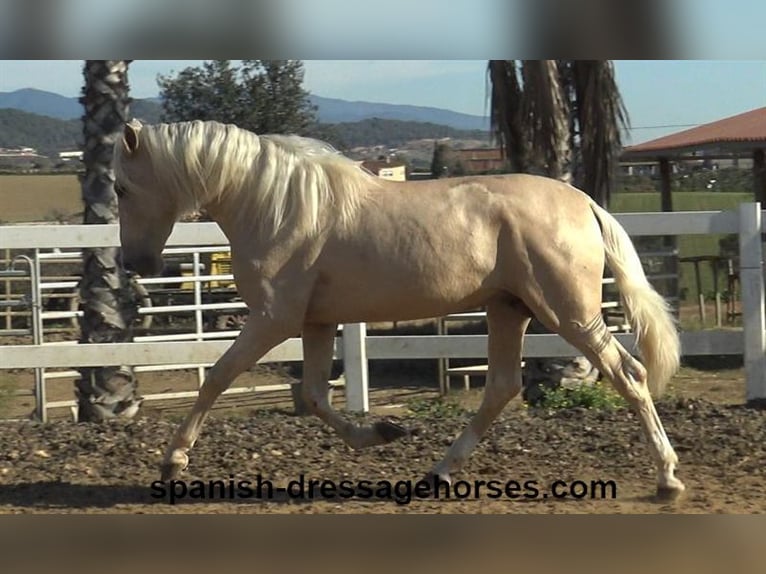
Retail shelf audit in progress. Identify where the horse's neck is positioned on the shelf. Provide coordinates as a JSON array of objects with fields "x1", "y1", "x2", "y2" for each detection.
[
  {"x1": 201, "y1": 199, "x2": 277, "y2": 258},
  {"x1": 202, "y1": 199, "x2": 245, "y2": 247}
]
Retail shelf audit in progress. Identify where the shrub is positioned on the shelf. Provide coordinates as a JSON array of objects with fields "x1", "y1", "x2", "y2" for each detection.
[{"x1": 535, "y1": 381, "x2": 625, "y2": 410}]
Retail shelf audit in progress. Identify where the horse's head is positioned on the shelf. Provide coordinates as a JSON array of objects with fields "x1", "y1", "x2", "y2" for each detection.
[{"x1": 114, "y1": 121, "x2": 176, "y2": 277}]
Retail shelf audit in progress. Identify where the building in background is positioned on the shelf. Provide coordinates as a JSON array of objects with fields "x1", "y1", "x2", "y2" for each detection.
[
  {"x1": 454, "y1": 147, "x2": 505, "y2": 174},
  {"x1": 361, "y1": 158, "x2": 407, "y2": 181},
  {"x1": 58, "y1": 150, "x2": 83, "y2": 162}
]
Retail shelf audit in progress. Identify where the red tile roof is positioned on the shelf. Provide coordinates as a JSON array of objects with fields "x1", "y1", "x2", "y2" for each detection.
[{"x1": 623, "y1": 106, "x2": 766, "y2": 158}]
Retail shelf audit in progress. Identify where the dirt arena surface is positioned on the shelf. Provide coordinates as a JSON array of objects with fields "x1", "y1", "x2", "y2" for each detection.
[{"x1": 0, "y1": 362, "x2": 764, "y2": 514}]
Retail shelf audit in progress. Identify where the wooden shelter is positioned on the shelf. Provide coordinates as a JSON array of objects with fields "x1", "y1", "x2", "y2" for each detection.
[{"x1": 621, "y1": 106, "x2": 766, "y2": 212}]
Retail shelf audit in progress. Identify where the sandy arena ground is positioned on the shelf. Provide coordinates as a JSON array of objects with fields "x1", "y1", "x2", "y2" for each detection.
[{"x1": 0, "y1": 358, "x2": 763, "y2": 514}]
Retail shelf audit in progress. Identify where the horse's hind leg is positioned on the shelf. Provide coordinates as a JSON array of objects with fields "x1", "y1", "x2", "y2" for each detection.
[
  {"x1": 427, "y1": 298, "x2": 531, "y2": 483},
  {"x1": 543, "y1": 309, "x2": 685, "y2": 500},
  {"x1": 300, "y1": 323, "x2": 409, "y2": 449},
  {"x1": 580, "y1": 323, "x2": 685, "y2": 499}
]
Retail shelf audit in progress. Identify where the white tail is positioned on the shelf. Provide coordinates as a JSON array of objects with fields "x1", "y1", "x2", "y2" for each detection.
[{"x1": 590, "y1": 202, "x2": 680, "y2": 396}]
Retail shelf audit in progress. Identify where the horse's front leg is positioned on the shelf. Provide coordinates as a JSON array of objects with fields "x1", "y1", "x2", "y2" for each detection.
[
  {"x1": 301, "y1": 323, "x2": 409, "y2": 449},
  {"x1": 426, "y1": 299, "x2": 530, "y2": 484},
  {"x1": 160, "y1": 317, "x2": 293, "y2": 480}
]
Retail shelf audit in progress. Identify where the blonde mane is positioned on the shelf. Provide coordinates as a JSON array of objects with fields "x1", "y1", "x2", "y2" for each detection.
[{"x1": 114, "y1": 119, "x2": 379, "y2": 238}]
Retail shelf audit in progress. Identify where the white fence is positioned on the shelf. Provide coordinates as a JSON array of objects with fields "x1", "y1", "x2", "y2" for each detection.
[
  {"x1": 1, "y1": 204, "x2": 765, "y2": 421},
  {"x1": 32, "y1": 246, "x2": 247, "y2": 386}
]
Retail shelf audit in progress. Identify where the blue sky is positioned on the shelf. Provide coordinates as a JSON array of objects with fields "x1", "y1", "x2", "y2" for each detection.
[
  {"x1": 671, "y1": 0, "x2": 766, "y2": 59},
  {"x1": 614, "y1": 61, "x2": 766, "y2": 142},
  {"x1": 0, "y1": 59, "x2": 764, "y2": 144}
]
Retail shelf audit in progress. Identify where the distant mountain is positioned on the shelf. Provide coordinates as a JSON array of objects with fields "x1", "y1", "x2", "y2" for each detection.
[
  {"x1": 0, "y1": 88, "x2": 82, "y2": 120},
  {"x1": 0, "y1": 108, "x2": 80, "y2": 155},
  {"x1": 0, "y1": 88, "x2": 488, "y2": 131},
  {"x1": 320, "y1": 118, "x2": 487, "y2": 149},
  {"x1": 308, "y1": 95, "x2": 489, "y2": 131},
  {"x1": 0, "y1": 88, "x2": 163, "y2": 123},
  {"x1": 0, "y1": 107, "x2": 489, "y2": 157}
]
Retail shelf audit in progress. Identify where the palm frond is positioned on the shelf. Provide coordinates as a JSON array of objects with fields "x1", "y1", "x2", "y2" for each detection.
[
  {"x1": 571, "y1": 60, "x2": 630, "y2": 206},
  {"x1": 488, "y1": 60, "x2": 528, "y2": 172},
  {"x1": 520, "y1": 60, "x2": 571, "y2": 181}
]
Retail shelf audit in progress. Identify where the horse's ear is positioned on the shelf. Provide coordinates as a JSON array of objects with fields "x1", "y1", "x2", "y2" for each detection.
[{"x1": 123, "y1": 120, "x2": 142, "y2": 154}]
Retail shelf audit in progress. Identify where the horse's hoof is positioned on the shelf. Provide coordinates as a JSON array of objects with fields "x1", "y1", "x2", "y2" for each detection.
[
  {"x1": 655, "y1": 484, "x2": 686, "y2": 502},
  {"x1": 160, "y1": 462, "x2": 186, "y2": 482},
  {"x1": 418, "y1": 471, "x2": 452, "y2": 498},
  {"x1": 421, "y1": 470, "x2": 451, "y2": 485},
  {"x1": 374, "y1": 420, "x2": 410, "y2": 443},
  {"x1": 159, "y1": 451, "x2": 189, "y2": 481}
]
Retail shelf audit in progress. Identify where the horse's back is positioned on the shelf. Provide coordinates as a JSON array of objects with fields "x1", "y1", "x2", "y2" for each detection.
[
  {"x1": 477, "y1": 173, "x2": 592, "y2": 211},
  {"x1": 429, "y1": 173, "x2": 601, "y2": 260},
  {"x1": 396, "y1": 172, "x2": 594, "y2": 220},
  {"x1": 303, "y1": 173, "x2": 601, "y2": 324}
]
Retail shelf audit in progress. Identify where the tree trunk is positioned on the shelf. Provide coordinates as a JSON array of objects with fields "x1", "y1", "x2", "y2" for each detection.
[{"x1": 75, "y1": 60, "x2": 143, "y2": 422}]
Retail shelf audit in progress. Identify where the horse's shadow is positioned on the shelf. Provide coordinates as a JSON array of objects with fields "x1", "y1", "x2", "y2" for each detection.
[
  {"x1": 0, "y1": 482, "x2": 156, "y2": 510},
  {"x1": 0, "y1": 481, "x2": 677, "y2": 511},
  {"x1": 0, "y1": 481, "x2": 447, "y2": 510}
]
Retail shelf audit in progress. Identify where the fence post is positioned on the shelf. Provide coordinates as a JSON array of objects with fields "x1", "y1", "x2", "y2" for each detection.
[
  {"x1": 738, "y1": 202, "x2": 766, "y2": 402},
  {"x1": 192, "y1": 250, "x2": 205, "y2": 388},
  {"x1": 31, "y1": 249, "x2": 46, "y2": 421},
  {"x1": 3, "y1": 248, "x2": 10, "y2": 331},
  {"x1": 342, "y1": 322, "x2": 369, "y2": 412}
]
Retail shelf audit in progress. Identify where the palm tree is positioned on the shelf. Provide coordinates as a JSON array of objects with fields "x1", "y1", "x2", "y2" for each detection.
[
  {"x1": 487, "y1": 60, "x2": 528, "y2": 173},
  {"x1": 488, "y1": 60, "x2": 629, "y2": 403},
  {"x1": 565, "y1": 60, "x2": 630, "y2": 206},
  {"x1": 75, "y1": 60, "x2": 143, "y2": 422},
  {"x1": 488, "y1": 59, "x2": 628, "y2": 206}
]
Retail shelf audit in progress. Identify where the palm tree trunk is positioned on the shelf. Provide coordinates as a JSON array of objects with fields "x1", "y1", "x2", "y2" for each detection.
[{"x1": 75, "y1": 60, "x2": 143, "y2": 422}]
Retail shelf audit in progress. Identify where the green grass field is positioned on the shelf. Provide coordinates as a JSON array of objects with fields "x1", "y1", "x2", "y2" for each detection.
[
  {"x1": 610, "y1": 191, "x2": 752, "y2": 213},
  {"x1": 610, "y1": 191, "x2": 753, "y2": 304},
  {"x1": 0, "y1": 174, "x2": 81, "y2": 223}
]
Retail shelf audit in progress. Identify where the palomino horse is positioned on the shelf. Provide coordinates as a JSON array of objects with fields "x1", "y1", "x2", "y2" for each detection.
[{"x1": 113, "y1": 119, "x2": 685, "y2": 499}]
